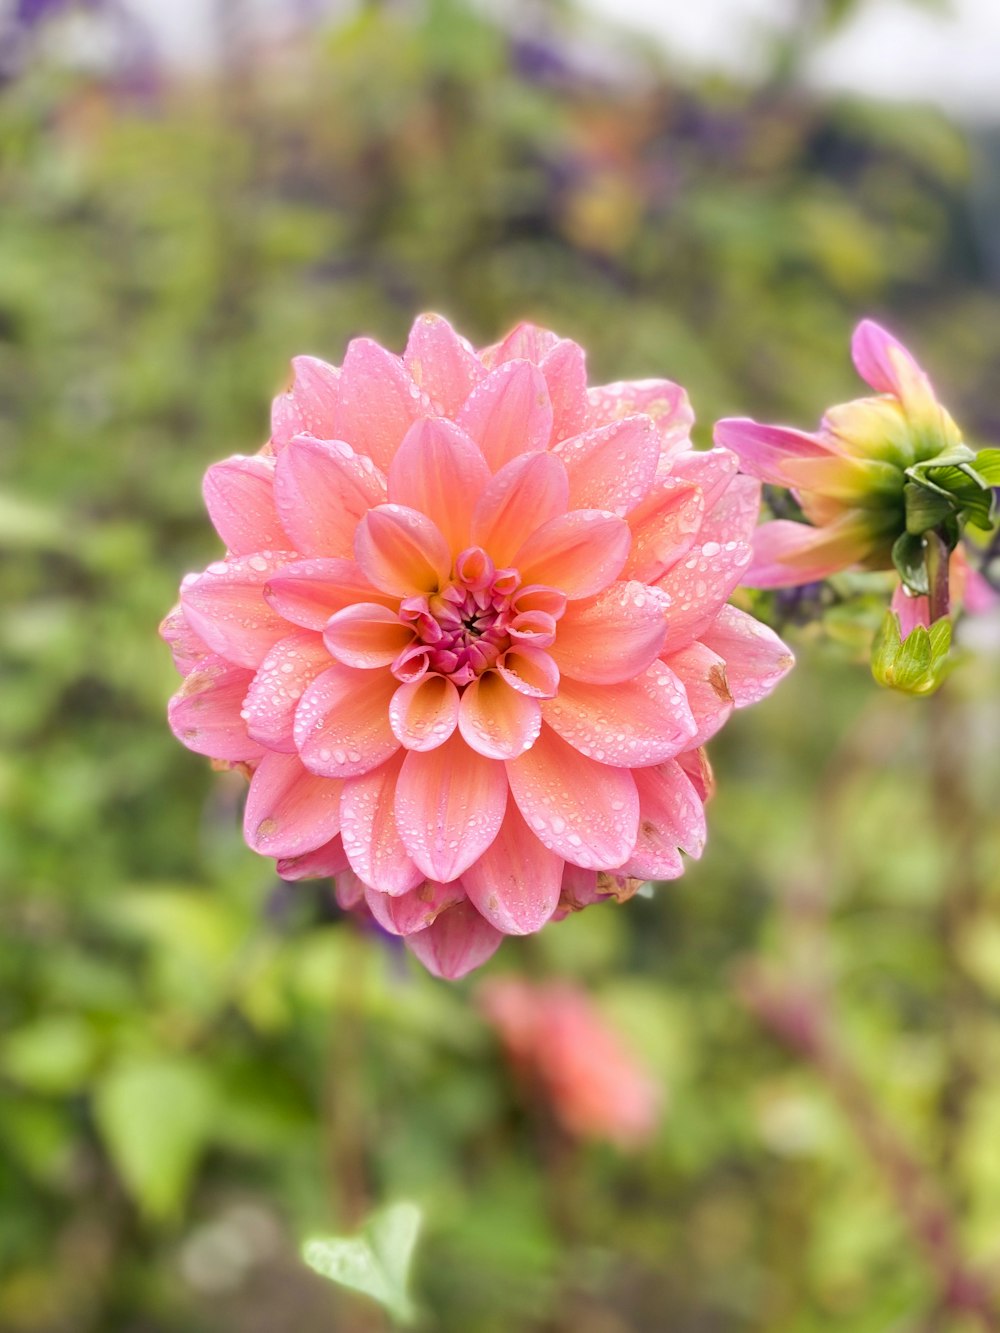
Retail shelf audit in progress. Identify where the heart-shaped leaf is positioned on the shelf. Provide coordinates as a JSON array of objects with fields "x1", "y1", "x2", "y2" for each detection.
[{"x1": 303, "y1": 1201, "x2": 422, "y2": 1325}]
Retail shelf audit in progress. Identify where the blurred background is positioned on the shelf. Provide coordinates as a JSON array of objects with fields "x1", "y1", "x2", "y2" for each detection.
[{"x1": 3, "y1": 0, "x2": 1000, "y2": 1329}]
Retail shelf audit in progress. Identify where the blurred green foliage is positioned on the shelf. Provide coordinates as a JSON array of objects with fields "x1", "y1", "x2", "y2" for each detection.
[{"x1": 2, "y1": 1, "x2": 1000, "y2": 1329}]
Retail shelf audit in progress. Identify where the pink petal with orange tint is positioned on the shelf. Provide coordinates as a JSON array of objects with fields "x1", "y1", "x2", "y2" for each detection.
[
  {"x1": 405, "y1": 901, "x2": 504, "y2": 979},
  {"x1": 263, "y1": 557, "x2": 395, "y2": 630},
  {"x1": 270, "y1": 355, "x2": 341, "y2": 450},
  {"x1": 340, "y1": 751, "x2": 424, "y2": 896},
  {"x1": 458, "y1": 671, "x2": 542, "y2": 759},
  {"x1": 388, "y1": 417, "x2": 490, "y2": 554},
  {"x1": 274, "y1": 434, "x2": 386, "y2": 557},
  {"x1": 587, "y1": 378, "x2": 694, "y2": 453},
  {"x1": 389, "y1": 674, "x2": 460, "y2": 751},
  {"x1": 462, "y1": 800, "x2": 562, "y2": 934},
  {"x1": 365, "y1": 879, "x2": 465, "y2": 936},
  {"x1": 538, "y1": 338, "x2": 588, "y2": 443},
  {"x1": 662, "y1": 641, "x2": 734, "y2": 747},
  {"x1": 458, "y1": 359, "x2": 553, "y2": 471},
  {"x1": 244, "y1": 750, "x2": 343, "y2": 858},
  {"x1": 294, "y1": 663, "x2": 398, "y2": 778},
  {"x1": 541, "y1": 660, "x2": 696, "y2": 766},
  {"x1": 551, "y1": 581, "x2": 669, "y2": 684},
  {"x1": 324, "y1": 603, "x2": 414, "y2": 669},
  {"x1": 394, "y1": 731, "x2": 507, "y2": 881},
  {"x1": 666, "y1": 447, "x2": 739, "y2": 511},
  {"x1": 404, "y1": 313, "x2": 485, "y2": 415},
  {"x1": 243, "y1": 630, "x2": 331, "y2": 753},
  {"x1": 354, "y1": 504, "x2": 453, "y2": 597},
  {"x1": 698, "y1": 473, "x2": 762, "y2": 548},
  {"x1": 277, "y1": 835, "x2": 349, "y2": 881},
  {"x1": 553, "y1": 415, "x2": 660, "y2": 516},
  {"x1": 330, "y1": 338, "x2": 429, "y2": 471},
  {"x1": 624, "y1": 477, "x2": 705, "y2": 583},
  {"x1": 506, "y1": 724, "x2": 639, "y2": 870},
  {"x1": 496, "y1": 645, "x2": 560, "y2": 699},
  {"x1": 699, "y1": 605, "x2": 795, "y2": 707},
  {"x1": 471, "y1": 451, "x2": 570, "y2": 567},
  {"x1": 656, "y1": 538, "x2": 752, "y2": 646},
  {"x1": 744, "y1": 517, "x2": 869, "y2": 589},
  {"x1": 203, "y1": 455, "x2": 284, "y2": 556},
  {"x1": 180, "y1": 551, "x2": 293, "y2": 669},
  {"x1": 168, "y1": 655, "x2": 261, "y2": 761},
  {"x1": 160, "y1": 604, "x2": 210, "y2": 677},
  {"x1": 515, "y1": 510, "x2": 631, "y2": 600},
  {"x1": 628, "y1": 760, "x2": 706, "y2": 877}
]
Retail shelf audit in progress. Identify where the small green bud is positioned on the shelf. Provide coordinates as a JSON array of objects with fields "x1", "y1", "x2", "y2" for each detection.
[{"x1": 871, "y1": 610, "x2": 952, "y2": 697}]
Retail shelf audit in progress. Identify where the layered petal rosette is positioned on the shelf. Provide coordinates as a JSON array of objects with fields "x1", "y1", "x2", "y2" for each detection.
[{"x1": 162, "y1": 315, "x2": 792, "y2": 978}]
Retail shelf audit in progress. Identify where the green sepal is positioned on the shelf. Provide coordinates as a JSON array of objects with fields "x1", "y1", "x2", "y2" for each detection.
[
  {"x1": 971, "y1": 447, "x2": 1000, "y2": 485},
  {"x1": 904, "y1": 452, "x2": 996, "y2": 530},
  {"x1": 870, "y1": 610, "x2": 952, "y2": 697}
]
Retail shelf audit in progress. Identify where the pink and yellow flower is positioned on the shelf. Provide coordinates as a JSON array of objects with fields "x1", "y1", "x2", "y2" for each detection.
[
  {"x1": 714, "y1": 320, "x2": 965, "y2": 589},
  {"x1": 479, "y1": 976, "x2": 662, "y2": 1148},
  {"x1": 162, "y1": 315, "x2": 792, "y2": 978}
]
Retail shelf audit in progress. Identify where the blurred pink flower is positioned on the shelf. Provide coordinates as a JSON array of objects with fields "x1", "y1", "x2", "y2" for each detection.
[
  {"x1": 162, "y1": 314, "x2": 792, "y2": 978},
  {"x1": 715, "y1": 320, "x2": 965, "y2": 589},
  {"x1": 479, "y1": 976, "x2": 662, "y2": 1148}
]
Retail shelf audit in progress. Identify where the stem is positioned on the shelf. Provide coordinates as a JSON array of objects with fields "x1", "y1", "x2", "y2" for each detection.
[{"x1": 926, "y1": 530, "x2": 951, "y2": 624}]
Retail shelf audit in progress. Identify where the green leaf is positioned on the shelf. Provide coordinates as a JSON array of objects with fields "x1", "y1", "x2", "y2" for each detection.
[
  {"x1": 891, "y1": 532, "x2": 928, "y2": 594},
  {"x1": 94, "y1": 1056, "x2": 216, "y2": 1221},
  {"x1": 972, "y1": 448, "x2": 1000, "y2": 485},
  {"x1": 1, "y1": 1015, "x2": 100, "y2": 1095},
  {"x1": 303, "y1": 1201, "x2": 422, "y2": 1325},
  {"x1": 903, "y1": 480, "x2": 953, "y2": 535}
]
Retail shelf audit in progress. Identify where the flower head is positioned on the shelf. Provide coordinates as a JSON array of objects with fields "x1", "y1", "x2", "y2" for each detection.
[
  {"x1": 162, "y1": 314, "x2": 792, "y2": 978},
  {"x1": 714, "y1": 320, "x2": 974, "y2": 594},
  {"x1": 479, "y1": 976, "x2": 662, "y2": 1148}
]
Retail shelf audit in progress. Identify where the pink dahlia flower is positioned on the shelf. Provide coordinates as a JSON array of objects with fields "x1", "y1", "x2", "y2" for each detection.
[
  {"x1": 162, "y1": 314, "x2": 792, "y2": 978},
  {"x1": 479, "y1": 976, "x2": 662, "y2": 1149},
  {"x1": 715, "y1": 320, "x2": 965, "y2": 590}
]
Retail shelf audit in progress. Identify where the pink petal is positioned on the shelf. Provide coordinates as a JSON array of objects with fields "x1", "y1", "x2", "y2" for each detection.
[
  {"x1": 394, "y1": 731, "x2": 507, "y2": 881},
  {"x1": 273, "y1": 434, "x2": 386, "y2": 558},
  {"x1": 538, "y1": 338, "x2": 588, "y2": 443},
  {"x1": 263, "y1": 557, "x2": 395, "y2": 630},
  {"x1": 294, "y1": 663, "x2": 399, "y2": 778},
  {"x1": 559, "y1": 863, "x2": 603, "y2": 911},
  {"x1": 354, "y1": 504, "x2": 453, "y2": 597},
  {"x1": 203, "y1": 455, "x2": 285, "y2": 556},
  {"x1": 405, "y1": 900, "x2": 504, "y2": 979},
  {"x1": 662, "y1": 641, "x2": 734, "y2": 747},
  {"x1": 389, "y1": 674, "x2": 460, "y2": 751},
  {"x1": 270, "y1": 355, "x2": 341, "y2": 450},
  {"x1": 481, "y1": 321, "x2": 560, "y2": 365},
  {"x1": 515, "y1": 510, "x2": 631, "y2": 600},
  {"x1": 699, "y1": 605, "x2": 795, "y2": 706},
  {"x1": 457, "y1": 359, "x2": 553, "y2": 471},
  {"x1": 551, "y1": 581, "x2": 669, "y2": 684},
  {"x1": 167, "y1": 655, "x2": 262, "y2": 761},
  {"x1": 712, "y1": 419, "x2": 834, "y2": 485},
  {"x1": 462, "y1": 800, "x2": 562, "y2": 934},
  {"x1": 677, "y1": 747, "x2": 714, "y2": 804},
  {"x1": 243, "y1": 630, "x2": 331, "y2": 753},
  {"x1": 339, "y1": 751, "x2": 424, "y2": 896},
  {"x1": 160, "y1": 604, "x2": 210, "y2": 677},
  {"x1": 744, "y1": 517, "x2": 870, "y2": 589},
  {"x1": 697, "y1": 473, "x2": 762, "y2": 548},
  {"x1": 403, "y1": 313, "x2": 485, "y2": 415},
  {"x1": 244, "y1": 750, "x2": 344, "y2": 858},
  {"x1": 624, "y1": 477, "x2": 705, "y2": 583},
  {"x1": 277, "y1": 835, "x2": 349, "y2": 881},
  {"x1": 541, "y1": 660, "x2": 696, "y2": 766},
  {"x1": 851, "y1": 318, "x2": 933, "y2": 408},
  {"x1": 891, "y1": 582, "x2": 930, "y2": 636},
  {"x1": 330, "y1": 337, "x2": 429, "y2": 471},
  {"x1": 587, "y1": 378, "x2": 694, "y2": 453},
  {"x1": 471, "y1": 451, "x2": 570, "y2": 567},
  {"x1": 666, "y1": 447, "x2": 739, "y2": 511},
  {"x1": 180, "y1": 552, "x2": 293, "y2": 669},
  {"x1": 553, "y1": 415, "x2": 660, "y2": 516},
  {"x1": 387, "y1": 417, "x2": 490, "y2": 554},
  {"x1": 627, "y1": 761, "x2": 706, "y2": 878},
  {"x1": 324, "y1": 603, "x2": 414, "y2": 669},
  {"x1": 506, "y1": 724, "x2": 639, "y2": 870},
  {"x1": 458, "y1": 670, "x2": 542, "y2": 759},
  {"x1": 656, "y1": 538, "x2": 752, "y2": 646},
  {"x1": 496, "y1": 645, "x2": 560, "y2": 699},
  {"x1": 365, "y1": 879, "x2": 465, "y2": 937}
]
